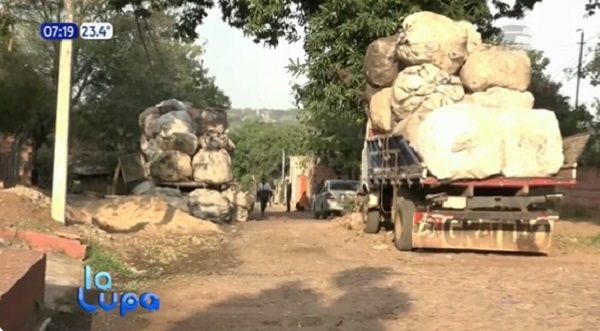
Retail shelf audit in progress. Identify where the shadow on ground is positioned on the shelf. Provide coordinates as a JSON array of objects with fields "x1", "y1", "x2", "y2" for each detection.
[
  {"x1": 165, "y1": 266, "x2": 411, "y2": 331},
  {"x1": 249, "y1": 209, "x2": 316, "y2": 221}
]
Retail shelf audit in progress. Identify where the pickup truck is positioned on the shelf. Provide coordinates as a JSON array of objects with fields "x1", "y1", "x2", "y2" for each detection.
[{"x1": 360, "y1": 131, "x2": 591, "y2": 254}]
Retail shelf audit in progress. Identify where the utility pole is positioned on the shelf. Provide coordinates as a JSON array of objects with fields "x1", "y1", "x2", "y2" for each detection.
[
  {"x1": 575, "y1": 29, "x2": 585, "y2": 110},
  {"x1": 281, "y1": 149, "x2": 286, "y2": 203},
  {"x1": 51, "y1": 0, "x2": 74, "y2": 223}
]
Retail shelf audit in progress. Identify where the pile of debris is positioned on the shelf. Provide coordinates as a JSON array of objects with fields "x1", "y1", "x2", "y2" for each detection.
[
  {"x1": 138, "y1": 99, "x2": 253, "y2": 223},
  {"x1": 364, "y1": 11, "x2": 564, "y2": 180}
]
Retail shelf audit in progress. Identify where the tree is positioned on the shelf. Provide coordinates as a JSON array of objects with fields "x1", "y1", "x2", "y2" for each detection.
[
  {"x1": 5, "y1": 3, "x2": 229, "y2": 152},
  {"x1": 527, "y1": 50, "x2": 593, "y2": 137},
  {"x1": 229, "y1": 121, "x2": 306, "y2": 189},
  {"x1": 72, "y1": 13, "x2": 231, "y2": 151},
  {"x1": 578, "y1": 39, "x2": 600, "y2": 166},
  {"x1": 105, "y1": 0, "x2": 558, "y2": 44}
]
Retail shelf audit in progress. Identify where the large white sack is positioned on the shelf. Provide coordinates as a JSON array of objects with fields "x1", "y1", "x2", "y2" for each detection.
[
  {"x1": 456, "y1": 20, "x2": 482, "y2": 55},
  {"x1": 156, "y1": 99, "x2": 188, "y2": 112},
  {"x1": 396, "y1": 11, "x2": 469, "y2": 75},
  {"x1": 187, "y1": 107, "x2": 229, "y2": 135},
  {"x1": 368, "y1": 88, "x2": 393, "y2": 133},
  {"x1": 363, "y1": 35, "x2": 402, "y2": 88},
  {"x1": 460, "y1": 45, "x2": 531, "y2": 92},
  {"x1": 391, "y1": 109, "x2": 428, "y2": 149},
  {"x1": 192, "y1": 149, "x2": 234, "y2": 185},
  {"x1": 188, "y1": 188, "x2": 232, "y2": 224},
  {"x1": 416, "y1": 103, "x2": 503, "y2": 180},
  {"x1": 158, "y1": 110, "x2": 195, "y2": 136},
  {"x1": 391, "y1": 64, "x2": 464, "y2": 122},
  {"x1": 497, "y1": 108, "x2": 564, "y2": 177},
  {"x1": 139, "y1": 107, "x2": 161, "y2": 137},
  {"x1": 462, "y1": 87, "x2": 534, "y2": 109},
  {"x1": 156, "y1": 132, "x2": 199, "y2": 155},
  {"x1": 149, "y1": 151, "x2": 193, "y2": 182}
]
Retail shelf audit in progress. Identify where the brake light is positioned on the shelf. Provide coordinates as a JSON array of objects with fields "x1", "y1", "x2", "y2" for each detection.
[{"x1": 326, "y1": 193, "x2": 335, "y2": 200}]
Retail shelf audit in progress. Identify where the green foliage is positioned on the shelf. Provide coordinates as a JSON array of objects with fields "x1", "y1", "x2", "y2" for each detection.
[
  {"x1": 229, "y1": 121, "x2": 306, "y2": 188},
  {"x1": 107, "y1": 0, "x2": 549, "y2": 45},
  {"x1": 72, "y1": 13, "x2": 231, "y2": 151},
  {"x1": 527, "y1": 50, "x2": 593, "y2": 137},
  {"x1": 286, "y1": 0, "x2": 510, "y2": 176},
  {"x1": 1, "y1": 3, "x2": 229, "y2": 155}
]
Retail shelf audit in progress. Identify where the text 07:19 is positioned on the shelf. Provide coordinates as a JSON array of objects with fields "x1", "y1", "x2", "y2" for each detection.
[{"x1": 80, "y1": 22, "x2": 113, "y2": 40}]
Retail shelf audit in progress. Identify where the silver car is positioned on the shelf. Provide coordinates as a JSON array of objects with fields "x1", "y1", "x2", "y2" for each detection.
[{"x1": 311, "y1": 180, "x2": 360, "y2": 219}]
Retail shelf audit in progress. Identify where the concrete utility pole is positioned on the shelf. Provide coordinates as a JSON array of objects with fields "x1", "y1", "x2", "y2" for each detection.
[
  {"x1": 575, "y1": 29, "x2": 585, "y2": 110},
  {"x1": 51, "y1": 0, "x2": 74, "y2": 223},
  {"x1": 281, "y1": 149, "x2": 286, "y2": 202}
]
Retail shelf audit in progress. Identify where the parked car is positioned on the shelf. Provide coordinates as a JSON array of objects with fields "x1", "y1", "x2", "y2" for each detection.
[{"x1": 311, "y1": 179, "x2": 360, "y2": 219}]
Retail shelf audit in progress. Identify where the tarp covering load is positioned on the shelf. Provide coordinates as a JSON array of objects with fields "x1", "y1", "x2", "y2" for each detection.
[
  {"x1": 462, "y1": 87, "x2": 534, "y2": 109},
  {"x1": 460, "y1": 45, "x2": 531, "y2": 92},
  {"x1": 390, "y1": 64, "x2": 464, "y2": 122},
  {"x1": 414, "y1": 103, "x2": 504, "y2": 180},
  {"x1": 396, "y1": 11, "x2": 471, "y2": 75},
  {"x1": 497, "y1": 108, "x2": 564, "y2": 177}
]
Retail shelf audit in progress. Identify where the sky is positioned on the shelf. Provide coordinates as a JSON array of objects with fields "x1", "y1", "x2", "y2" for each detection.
[{"x1": 197, "y1": 0, "x2": 599, "y2": 110}]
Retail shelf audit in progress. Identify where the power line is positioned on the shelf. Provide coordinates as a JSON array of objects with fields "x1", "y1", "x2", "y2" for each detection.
[{"x1": 547, "y1": 30, "x2": 600, "y2": 80}]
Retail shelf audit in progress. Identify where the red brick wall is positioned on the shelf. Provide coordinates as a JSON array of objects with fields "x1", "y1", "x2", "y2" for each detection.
[
  {"x1": 560, "y1": 167, "x2": 600, "y2": 210},
  {"x1": 0, "y1": 250, "x2": 46, "y2": 331}
]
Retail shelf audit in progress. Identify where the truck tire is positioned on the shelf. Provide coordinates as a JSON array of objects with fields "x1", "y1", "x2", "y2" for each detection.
[
  {"x1": 363, "y1": 210, "x2": 380, "y2": 234},
  {"x1": 393, "y1": 199, "x2": 415, "y2": 251}
]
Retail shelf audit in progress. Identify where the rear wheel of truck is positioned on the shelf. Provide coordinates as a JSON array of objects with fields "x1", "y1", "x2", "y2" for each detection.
[
  {"x1": 363, "y1": 210, "x2": 380, "y2": 234},
  {"x1": 393, "y1": 199, "x2": 415, "y2": 251}
]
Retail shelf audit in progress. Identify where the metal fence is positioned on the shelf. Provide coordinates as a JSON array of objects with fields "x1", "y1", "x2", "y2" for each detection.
[{"x1": 0, "y1": 138, "x2": 20, "y2": 189}]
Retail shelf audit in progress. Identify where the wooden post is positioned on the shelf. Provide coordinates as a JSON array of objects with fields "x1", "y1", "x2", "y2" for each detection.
[{"x1": 51, "y1": 0, "x2": 73, "y2": 223}]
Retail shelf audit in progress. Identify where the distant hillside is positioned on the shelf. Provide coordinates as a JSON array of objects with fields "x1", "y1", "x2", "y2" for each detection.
[{"x1": 228, "y1": 108, "x2": 299, "y2": 128}]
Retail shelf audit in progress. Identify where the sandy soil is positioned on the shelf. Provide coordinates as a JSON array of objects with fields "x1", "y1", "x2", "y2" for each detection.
[
  {"x1": 3, "y1": 188, "x2": 600, "y2": 331},
  {"x1": 47, "y1": 207, "x2": 600, "y2": 331}
]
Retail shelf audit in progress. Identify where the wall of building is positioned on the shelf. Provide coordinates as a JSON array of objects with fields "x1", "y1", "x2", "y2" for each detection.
[
  {"x1": 560, "y1": 167, "x2": 600, "y2": 210},
  {"x1": 288, "y1": 156, "x2": 342, "y2": 204}
]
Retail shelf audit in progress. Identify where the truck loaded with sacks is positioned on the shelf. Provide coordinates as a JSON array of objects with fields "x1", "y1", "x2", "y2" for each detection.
[{"x1": 359, "y1": 11, "x2": 591, "y2": 254}]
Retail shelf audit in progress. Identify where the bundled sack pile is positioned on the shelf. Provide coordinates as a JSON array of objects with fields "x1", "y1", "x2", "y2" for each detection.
[
  {"x1": 363, "y1": 11, "x2": 563, "y2": 180},
  {"x1": 138, "y1": 99, "x2": 253, "y2": 223},
  {"x1": 139, "y1": 99, "x2": 233, "y2": 185}
]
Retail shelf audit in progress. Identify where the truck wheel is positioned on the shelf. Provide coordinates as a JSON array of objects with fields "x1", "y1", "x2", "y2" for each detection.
[
  {"x1": 393, "y1": 199, "x2": 415, "y2": 251},
  {"x1": 363, "y1": 210, "x2": 380, "y2": 234}
]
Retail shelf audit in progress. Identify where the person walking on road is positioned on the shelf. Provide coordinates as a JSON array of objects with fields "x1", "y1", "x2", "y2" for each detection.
[
  {"x1": 285, "y1": 178, "x2": 292, "y2": 212},
  {"x1": 257, "y1": 178, "x2": 272, "y2": 217}
]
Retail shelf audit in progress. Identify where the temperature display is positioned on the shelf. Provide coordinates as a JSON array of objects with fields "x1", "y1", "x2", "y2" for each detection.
[{"x1": 80, "y1": 22, "x2": 113, "y2": 40}]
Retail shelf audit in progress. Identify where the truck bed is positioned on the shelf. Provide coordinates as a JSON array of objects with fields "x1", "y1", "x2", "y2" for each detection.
[{"x1": 366, "y1": 132, "x2": 591, "y2": 188}]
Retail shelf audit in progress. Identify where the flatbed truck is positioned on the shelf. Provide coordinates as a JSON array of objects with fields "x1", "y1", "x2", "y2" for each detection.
[{"x1": 360, "y1": 131, "x2": 591, "y2": 254}]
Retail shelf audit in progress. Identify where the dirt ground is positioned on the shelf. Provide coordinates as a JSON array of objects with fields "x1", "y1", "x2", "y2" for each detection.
[
  {"x1": 51, "y1": 208, "x2": 600, "y2": 331},
  {"x1": 3, "y1": 188, "x2": 600, "y2": 331}
]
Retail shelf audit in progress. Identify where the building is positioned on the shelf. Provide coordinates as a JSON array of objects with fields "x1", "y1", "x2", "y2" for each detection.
[{"x1": 501, "y1": 24, "x2": 532, "y2": 48}]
